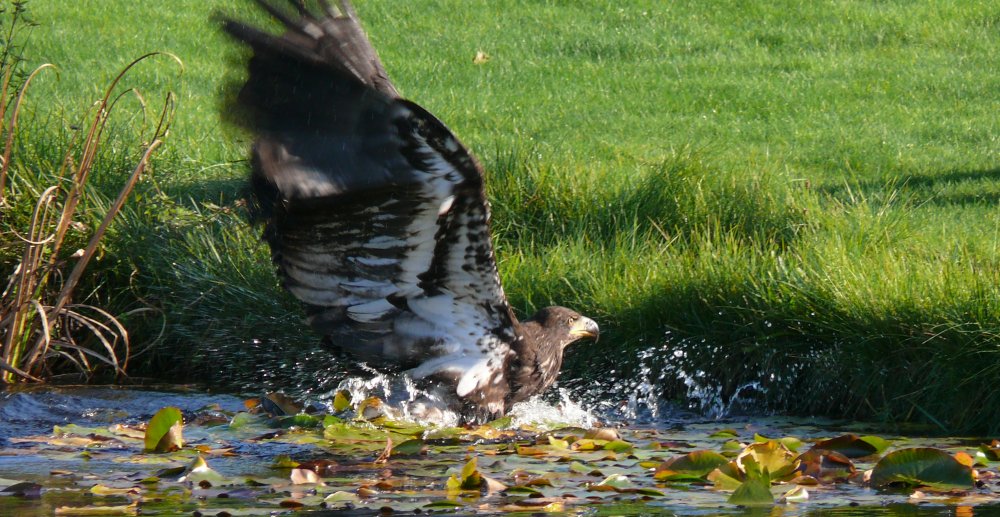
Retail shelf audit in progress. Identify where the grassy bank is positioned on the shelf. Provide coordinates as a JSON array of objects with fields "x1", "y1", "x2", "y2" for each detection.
[{"x1": 6, "y1": 0, "x2": 1000, "y2": 431}]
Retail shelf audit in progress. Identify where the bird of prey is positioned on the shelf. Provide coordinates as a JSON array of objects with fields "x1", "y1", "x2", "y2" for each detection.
[{"x1": 221, "y1": 0, "x2": 599, "y2": 422}]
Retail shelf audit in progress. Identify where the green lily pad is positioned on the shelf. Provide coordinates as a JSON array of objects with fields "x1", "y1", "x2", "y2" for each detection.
[
  {"x1": 707, "y1": 467, "x2": 743, "y2": 491},
  {"x1": 859, "y1": 435, "x2": 892, "y2": 454},
  {"x1": 870, "y1": 447, "x2": 974, "y2": 490},
  {"x1": 332, "y1": 390, "x2": 352, "y2": 412},
  {"x1": 655, "y1": 450, "x2": 729, "y2": 481},
  {"x1": 754, "y1": 433, "x2": 803, "y2": 452},
  {"x1": 425, "y1": 500, "x2": 465, "y2": 508},
  {"x1": 728, "y1": 476, "x2": 774, "y2": 506},
  {"x1": 980, "y1": 441, "x2": 1000, "y2": 461},
  {"x1": 391, "y1": 439, "x2": 426, "y2": 456},
  {"x1": 603, "y1": 439, "x2": 634, "y2": 453},
  {"x1": 812, "y1": 434, "x2": 881, "y2": 458},
  {"x1": 144, "y1": 407, "x2": 183, "y2": 453},
  {"x1": 737, "y1": 441, "x2": 799, "y2": 481},
  {"x1": 447, "y1": 457, "x2": 483, "y2": 491}
]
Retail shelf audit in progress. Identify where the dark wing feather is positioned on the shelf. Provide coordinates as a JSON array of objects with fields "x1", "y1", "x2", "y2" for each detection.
[{"x1": 222, "y1": 2, "x2": 519, "y2": 408}]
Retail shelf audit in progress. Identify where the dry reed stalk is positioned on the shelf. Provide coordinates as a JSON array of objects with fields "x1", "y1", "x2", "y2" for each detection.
[{"x1": 1, "y1": 50, "x2": 179, "y2": 382}]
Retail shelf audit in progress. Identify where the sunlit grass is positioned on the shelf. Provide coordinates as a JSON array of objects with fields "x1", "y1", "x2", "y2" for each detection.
[{"x1": 11, "y1": 0, "x2": 1000, "y2": 431}]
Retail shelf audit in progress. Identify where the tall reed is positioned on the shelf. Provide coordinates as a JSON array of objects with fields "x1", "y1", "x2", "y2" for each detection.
[{"x1": 0, "y1": 2, "x2": 180, "y2": 382}]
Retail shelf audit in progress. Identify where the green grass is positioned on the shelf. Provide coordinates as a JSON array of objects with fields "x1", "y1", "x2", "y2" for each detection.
[{"x1": 6, "y1": 0, "x2": 1000, "y2": 431}]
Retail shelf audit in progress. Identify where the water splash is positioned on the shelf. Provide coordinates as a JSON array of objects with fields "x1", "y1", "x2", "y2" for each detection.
[
  {"x1": 509, "y1": 388, "x2": 597, "y2": 429},
  {"x1": 218, "y1": 330, "x2": 831, "y2": 426}
]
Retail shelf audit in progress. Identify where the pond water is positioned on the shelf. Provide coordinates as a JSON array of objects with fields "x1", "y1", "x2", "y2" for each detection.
[{"x1": 1, "y1": 385, "x2": 998, "y2": 516}]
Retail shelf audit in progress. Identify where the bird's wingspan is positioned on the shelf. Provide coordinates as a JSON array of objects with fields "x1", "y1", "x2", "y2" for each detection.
[{"x1": 222, "y1": 1, "x2": 518, "y2": 403}]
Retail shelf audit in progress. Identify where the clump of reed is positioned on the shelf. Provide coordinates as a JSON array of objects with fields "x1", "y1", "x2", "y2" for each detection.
[{"x1": 0, "y1": 1, "x2": 178, "y2": 382}]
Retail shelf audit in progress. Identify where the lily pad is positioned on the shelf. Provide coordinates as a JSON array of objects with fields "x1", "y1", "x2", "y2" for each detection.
[
  {"x1": 728, "y1": 476, "x2": 773, "y2": 506},
  {"x1": 143, "y1": 407, "x2": 183, "y2": 453},
  {"x1": 391, "y1": 438, "x2": 426, "y2": 456},
  {"x1": 754, "y1": 433, "x2": 803, "y2": 452},
  {"x1": 736, "y1": 441, "x2": 799, "y2": 481},
  {"x1": 812, "y1": 434, "x2": 885, "y2": 458},
  {"x1": 870, "y1": 447, "x2": 974, "y2": 490},
  {"x1": 795, "y1": 448, "x2": 856, "y2": 482},
  {"x1": 655, "y1": 450, "x2": 729, "y2": 481}
]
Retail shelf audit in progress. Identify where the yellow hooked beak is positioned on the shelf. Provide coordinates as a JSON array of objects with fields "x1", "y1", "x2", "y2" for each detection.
[{"x1": 568, "y1": 316, "x2": 600, "y2": 344}]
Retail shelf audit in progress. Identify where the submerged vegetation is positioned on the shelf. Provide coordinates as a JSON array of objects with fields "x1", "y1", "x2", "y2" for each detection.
[{"x1": 1, "y1": 0, "x2": 999, "y2": 431}]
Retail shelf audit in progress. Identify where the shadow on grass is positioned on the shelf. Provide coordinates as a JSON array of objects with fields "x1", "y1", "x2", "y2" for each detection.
[{"x1": 816, "y1": 167, "x2": 1000, "y2": 206}]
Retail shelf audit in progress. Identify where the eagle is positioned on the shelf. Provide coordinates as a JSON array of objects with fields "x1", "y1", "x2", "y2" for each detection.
[{"x1": 221, "y1": 0, "x2": 599, "y2": 422}]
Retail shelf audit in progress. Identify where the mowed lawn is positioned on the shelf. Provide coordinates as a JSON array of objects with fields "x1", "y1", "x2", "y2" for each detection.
[{"x1": 18, "y1": 0, "x2": 1000, "y2": 430}]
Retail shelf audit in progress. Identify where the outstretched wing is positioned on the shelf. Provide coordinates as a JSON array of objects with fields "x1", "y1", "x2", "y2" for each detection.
[{"x1": 222, "y1": 1, "x2": 518, "y2": 401}]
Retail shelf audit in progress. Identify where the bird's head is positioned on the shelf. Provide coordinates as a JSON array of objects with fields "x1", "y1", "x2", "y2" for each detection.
[{"x1": 526, "y1": 306, "x2": 600, "y2": 349}]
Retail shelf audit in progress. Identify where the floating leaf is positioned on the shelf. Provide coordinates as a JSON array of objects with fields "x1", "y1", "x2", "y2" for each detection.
[
  {"x1": 584, "y1": 428, "x2": 621, "y2": 441},
  {"x1": 505, "y1": 485, "x2": 543, "y2": 495},
  {"x1": 710, "y1": 429, "x2": 740, "y2": 439},
  {"x1": 425, "y1": 500, "x2": 465, "y2": 508},
  {"x1": 707, "y1": 468, "x2": 743, "y2": 491},
  {"x1": 548, "y1": 435, "x2": 570, "y2": 449},
  {"x1": 603, "y1": 439, "x2": 634, "y2": 453},
  {"x1": 516, "y1": 445, "x2": 549, "y2": 456},
  {"x1": 953, "y1": 452, "x2": 974, "y2": 469},
  {"x1": 737, "y1": 441, "x2": 799, "y2": 481},
  {"x1": 324, "y1": 491, "x2": 361, "y2": 504},
  {"x1": 655, "y1": 450, "x2": 729, "y2": 481},
  {"x1": 332, "y1": 390, "x2": 352, "y2": 412},
  {"x1": 795, "y1": 449, "x2": 856, "y2": 482},
  {"x1": 721, "y1": 440, "x2": 744, "y2": 453},
  {"x1": 178, "y1": 455, "x2": 226, "y2": 486},
  {"x1": 778, "y1": 485, "x2": 808, "y2": 503},
  {"x1": 812, "y1": 434, "x2": 880, "y2": 458},
  {"x1": 728, "y1": 476, "x2": 774, "y2": 506},
  {"x1": 569, "y1": 461, "x2": 601, "y2": 476},
  {"x1": 570, "y1": 439, "x2": 604, "y2": 451},
  {"x1": 870, "y1": 447, "x2": 974, "y2": 490},
  {"x1": 485, "y1": 415, "x2": 514, "y2": 429},
  {"x1": 447, "y1": 457, "x2": 482, "y2": 492},
  {"x1": 89, "y1": 485, "x2": 138, "y2": 496},
  {"x1": 228, "y1": 412, "x2": 256, "y2": 429},
  {"x1": 261, "y1": 392, "x2": 301, "y2": 416},
  {"x1": 595, "y1": 473, "x2": 632, "y2": 489},
  {"x1": 391, "y1": 439, "x2": 426, "y2": 456},
  {"x1": 54, "y1": 504, "x2": 138, "y2": 516},
  {"x1": 271, "y1": 455, "x2": 300, "y2": 469},
  {"x1": 278, "y1": 414, "x2": 321, "y2": 429},
  {"x1": 753, "y1": 433, "x2": 803, "y2": 452},
  {"x1": 860, "y1": 435, "x2": 892, "y2": 454},
  {"x1": 323, "y1": 422, "x2": 388, "y2": 442},
  {"x1": 979, "y1": 440, "x2": 1000, "y2": 461},
  {"x1": 143, "y1": 407, "x2": 183, "y2": 453},
  {"x1": 0, "y1": 482, "x2": 42, "y2": 498}
]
